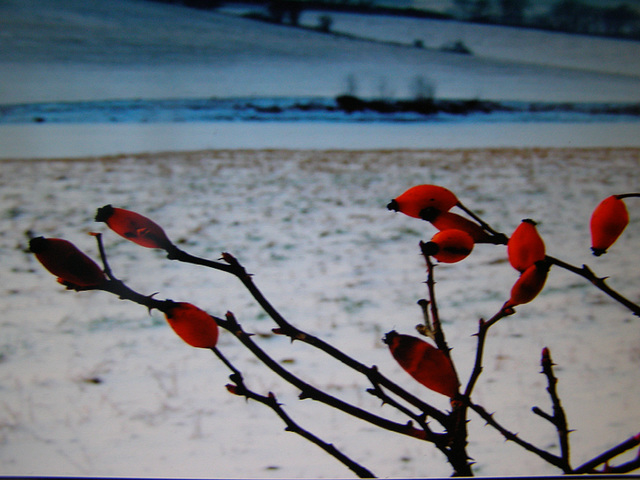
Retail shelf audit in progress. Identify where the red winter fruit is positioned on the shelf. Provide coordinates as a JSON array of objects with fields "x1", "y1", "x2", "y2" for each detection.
[
  {"x1": 163, "y1": 302, "x2": 219, "y2": 348},
  {"x1": 95, "y1": 205, "x2": 172, "y2": 250},
  {"x1": 507, "y1": 219, "x2": 546, "y2": 273},
  {"x1": 590, "y1": 195, "x2": 629, "y2": 256},
  {"x1": 387, "y1": 185, "x2": 458, "y2": 221},
  {"x1": 29, "y1": 237, "x2": 106, "y2": 287},
  {"x1": 384, "y1": 330, "x2": 459, "y2": 398},
  {"x1": 505, "y1": 260, "x2": 550, "y2": 309},
  {"x1": 421, "y1": 229, "x2": 474, "y2": 263},
  {"x1": 430, "y1": 211, "x2": 493, "y2": 243}
]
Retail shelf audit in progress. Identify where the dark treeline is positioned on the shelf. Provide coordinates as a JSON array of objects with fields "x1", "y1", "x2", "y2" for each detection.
[
  {"x1": 147, "y1": 0, "x2": 640, "y2": 41},
  {"x1": 454, "y1": 0, "x2": 640, "y2": 39}
]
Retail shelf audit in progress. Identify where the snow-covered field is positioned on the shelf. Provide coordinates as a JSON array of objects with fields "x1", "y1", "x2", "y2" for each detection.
[
  {"x1": 1, "y1": 148, "x2": 639, "y2": 478},
  {"x1": 0, "y1": 0, "x2": 639, "y2": 478},
  {"x1": 2, "y1": 0, "x2": 640, "y2": 105}
]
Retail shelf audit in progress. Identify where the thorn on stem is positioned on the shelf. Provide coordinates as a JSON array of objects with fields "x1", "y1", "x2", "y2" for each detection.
[{"x1": 299, "y1": 391, "x2": 311, "y2": 400}]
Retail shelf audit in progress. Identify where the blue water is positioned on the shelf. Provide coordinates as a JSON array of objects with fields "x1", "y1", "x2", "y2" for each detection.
[{"x1": 1, "y1": 97, "x2": 639, "y2": 125}]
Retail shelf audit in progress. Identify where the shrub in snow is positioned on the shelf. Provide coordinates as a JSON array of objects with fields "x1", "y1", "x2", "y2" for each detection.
[{"x1": 29, "y1": 188, "x2": 640, "y2": 477}]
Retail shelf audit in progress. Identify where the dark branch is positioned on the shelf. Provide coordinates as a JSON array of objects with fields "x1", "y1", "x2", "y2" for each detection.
[
  {"x1": 464, "y1": 307, "x2": 513, "y2": 399},
  {"x1": 533, "y1": 347, "x2": 571, "y2": 472},
  {"x1": 420, "y1": 251, "x2": 449, "y2": 354},
  {"x1": 573, "y1": 433, "x2": 640, "y2": 474},
  {"x1": 167, "y1": 247, "x2": 451, "y2": 427},
  {"x1": 455, "y1": 201, "x2": 509, "y2": 245},
  {"x1": 223, "y1": 367, "x2": 376, "y2": 478},
  {"x1": 218, "y1": 312, "x2": 435, "y2": 442},
  {"x1": 468, "y1": 402, "x2": 566, "y2": 469},
  {"x1": 546, "y1": 256, "x2": 640, "y2": 316}
]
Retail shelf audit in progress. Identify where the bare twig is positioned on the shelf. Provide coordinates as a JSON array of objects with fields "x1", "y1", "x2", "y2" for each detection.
[
  {"x1": 464, "y1": 307, "x2": 513, "y2": 399},
  {"x1": 546, "y1": 256, "x2": 640, "y2": 316},
  {"x1": 532, "y1": 347, "x2": 571, "y2": 472},
  {"x1": 455, "y1": 201, "x2": 508, "y2": 245},
  {"x1": 93, "y1": 237, "x2": 442, "y2": 444},
  {"x1": 419, "y1": 251, "x2": 449, "y2": 354},
  {"x1": 616, "y1": 193, "x2": 640, "y2": 200},
  {"x1": 218, "y1": 312, "x2": 435, "y2": 442},
  {"x1": 574, "y1": 433, "x2": 640, "y2": 474},
  {"x1": 166, "y1": 248, "x2": 451, "y2": 427},
  {"x1": 227, "y1": 378, "x2": 376, "y2": 479},
  {"x1": 468, "y1": 402, "x2": 566, "y2": 469},
  {"x1": 87, "y1": 245, "x2": 442, "y2": 474},
  {"x1": 212, "y1": 348, "x2": 377, "y2": 479}
]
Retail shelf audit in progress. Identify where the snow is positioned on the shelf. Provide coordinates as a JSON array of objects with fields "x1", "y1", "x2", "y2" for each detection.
[
  {"x1": 0, "y1": 0, "x2": 639, "y2": 478},
  {"x1": 2, "y1": 149, "x2": 639, "y2": 478},
  {"x1": 2, "y1": 0, "x2": 640, "y2": 105},
  {"x1": 1, "y1": 121, "x2": 640, "y2": 159}
]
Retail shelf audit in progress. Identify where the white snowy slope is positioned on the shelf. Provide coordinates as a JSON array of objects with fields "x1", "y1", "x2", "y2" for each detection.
[{"x1": 1, "y1": 0, "x2": 640, "y2": 103}]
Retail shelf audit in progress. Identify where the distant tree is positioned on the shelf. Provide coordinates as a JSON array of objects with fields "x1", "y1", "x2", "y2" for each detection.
[
  {"x1": 267, "y1": 0, "x2": 303, "y2": 26},
  {"x1": 546, "y1": 0, "x2": 595, "y2": 33},
  {"x1": 409, "y1": 75, "x2": 436, "y2": 101},
  {"x1": 499, "y1": 0, "x2": 528, "y2": 25},
  {"x1": 182, "y1": 0, "x2": 221, "y2": 9},
  {"x1": 317, "y1": 14, "x2": 333, "y2": 33},
  {"x1": 344, "y1": 73, "x2": 359, "y2": 97},
  {"x1": 453, "y1": 0, "x2": 474, "y2": 20},
  {"x1": 268, "y1": 1, "x2": 286, "y2": 23},
  {"x1": 453, "y1": 0, "x2": 493, "y2": 22},
  {"x1": 601, "y1": 4, "x2": 640, "y2": 36}
]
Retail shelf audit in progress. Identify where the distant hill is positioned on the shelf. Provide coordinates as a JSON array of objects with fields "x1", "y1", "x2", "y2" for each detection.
[
  {"x1": 1, "y1": 0, "x2": 640, "y2": 104},
  {"x1": 162, "y1": 0, "x2": 640, "y2": 40}
]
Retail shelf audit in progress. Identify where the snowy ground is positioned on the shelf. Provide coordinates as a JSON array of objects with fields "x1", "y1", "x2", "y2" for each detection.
[
  {"x1": 2, "y1": 148, "x2": 639, "y2": 478},
  {"x1": 0, "y1": 0, "x2": 639, "y2": 478}
]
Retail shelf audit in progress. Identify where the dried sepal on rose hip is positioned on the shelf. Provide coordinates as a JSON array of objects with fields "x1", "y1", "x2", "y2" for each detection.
[
  {"x1": 507, "y1": 219, "x2": 546, "y2": 273},
  {"x1": 29, "y1": 236, "x2": 107, "y2": 288},
  {"x1": 387, "y1": 185, "x2": 458, "y2": 221},
  {"x1": 95, "y1": 204, "x2": 173, "y2": 250},
  {"x1": 590, "y1": 195, "x2": 629, "y2": 256},
  {"x1": 384, "y1": 330, "x2": 459, "y2": 398}
]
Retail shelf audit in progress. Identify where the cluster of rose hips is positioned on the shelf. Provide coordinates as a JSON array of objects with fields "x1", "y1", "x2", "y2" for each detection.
[
  {"x1": 29, "y1": 205, "x2": 219, "y2": 349},
  {"x1": 384, "y1": 185, "x2": 633, "y2": 399}
]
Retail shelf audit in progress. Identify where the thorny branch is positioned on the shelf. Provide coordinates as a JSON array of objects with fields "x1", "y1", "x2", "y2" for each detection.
[
  {"x1": 165, "y1": 245, "x2": 452, "y2": 428},
  {"x1": 226, "y1": 379, "x2": 376, "y2": 479},
  {"x1": 464, "y1": 307, "x2": 513, "y2": 399},
  {"x1": 91, "y1": 235, "x2": 430, "y2": 476},
  {"x1": 532, "y1": 347, "x2": 571, "y2": 472},
  {"x1": 153, "y1": 206, "x2": 640, "y2": 475},
  {"x1": 33, "y1": 193, "x2": 640, "y2": 477},
  {"x1": 411, "y1": 206, "x2": 640, "y2": 475},
  {"x1": 218, "y1": 311, "x2": 437, "y2": 442},
  {"x1": 213, "y1": 350, "x2": 376, "y2": 478},
  {"x1": 468, "y1": 401, "x2": 567, "y2": 469},
  {"x1": 417, "y1": 250, "x2": 449, "y2": 354},
  {"x1": 546, "y1": 255, "x2": 640, "y2": 316},
  {"x1": 574, "y1": 433, "x2": 640, "y2": 474}
]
